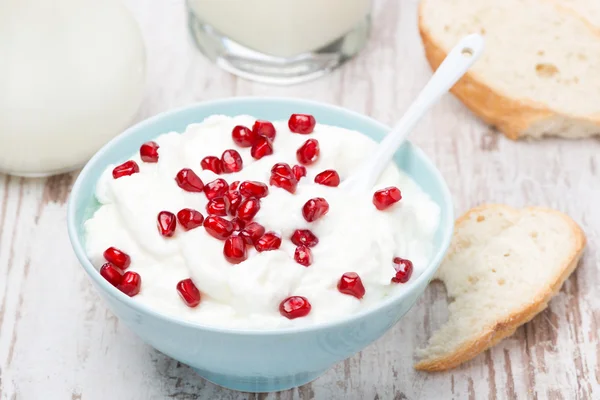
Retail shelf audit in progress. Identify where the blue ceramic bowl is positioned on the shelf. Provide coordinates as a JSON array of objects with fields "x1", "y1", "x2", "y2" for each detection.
[{"x1": 67, "y1": 97, "x2": 453, "y2": 393}]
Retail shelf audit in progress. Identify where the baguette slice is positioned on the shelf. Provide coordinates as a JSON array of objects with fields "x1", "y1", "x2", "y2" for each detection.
[
  {"x1": 415, "y1": 205, "x2": 585, "y2": 371},
  {"x1": 419, "y1": 0, "x2": 600, "y2": 139}
]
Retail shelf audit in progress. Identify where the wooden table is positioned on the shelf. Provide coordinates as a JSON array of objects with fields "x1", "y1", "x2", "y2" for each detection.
[{"x1": 1, "y1": 0, "x2": 598, "y2": 398}]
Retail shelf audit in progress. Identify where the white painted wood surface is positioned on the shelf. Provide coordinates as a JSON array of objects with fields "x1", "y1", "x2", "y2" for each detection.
[{"x1": 1, "y1": 0, "x2": 599, "y2": 398}]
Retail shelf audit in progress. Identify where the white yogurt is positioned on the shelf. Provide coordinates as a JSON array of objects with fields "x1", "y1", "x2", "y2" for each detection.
[
  {"x1": 85, "y1": 115, "x2": 440, "y2": 329},
  {"x1": 188, "y1": 0, "x2": 372, "y2": 57}
]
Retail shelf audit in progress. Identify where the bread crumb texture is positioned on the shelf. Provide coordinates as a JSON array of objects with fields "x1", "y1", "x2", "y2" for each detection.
[
  {"x1": 414, "y1": 205, "x2": 585, "y2": 371},
  {"x1": 419, "y1": 0, "x2": 600, "y2": 139}
]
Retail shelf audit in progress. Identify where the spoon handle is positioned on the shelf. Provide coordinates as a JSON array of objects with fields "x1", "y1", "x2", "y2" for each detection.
[{"x1": 343, "y1": 34, "x2": 485, "y2": 192}]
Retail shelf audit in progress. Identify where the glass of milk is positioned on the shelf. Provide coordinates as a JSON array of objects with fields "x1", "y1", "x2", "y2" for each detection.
[{"x1": 187, "y1": 0, "x2": 372, "y2": 84}]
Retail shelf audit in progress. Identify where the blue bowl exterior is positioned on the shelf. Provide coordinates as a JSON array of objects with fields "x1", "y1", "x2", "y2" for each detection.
[{"x1": 67, "y1": 97, "x2": 454, "y2": 392}]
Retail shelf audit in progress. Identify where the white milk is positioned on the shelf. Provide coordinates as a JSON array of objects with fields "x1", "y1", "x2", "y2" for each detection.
[
  {"x1": 188, "y1": 0, "x2": 372, "y2": 57},
  {"x1": 0, "y1": 0, "x2": 146, "y2": 176}
]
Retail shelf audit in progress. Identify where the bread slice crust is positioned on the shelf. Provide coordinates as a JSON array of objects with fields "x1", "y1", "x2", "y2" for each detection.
[
  {"x1": 418, "y1": 1, "x2": 600, "y2": 139},
  {"x1": 414, "y1": 204, "x2": 586, "y2": 371}
]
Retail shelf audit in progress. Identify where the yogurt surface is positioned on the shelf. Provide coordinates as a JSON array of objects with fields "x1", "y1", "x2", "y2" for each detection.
[{"x1": 85, "y1": 115, "x2": 440, "y2": 329}]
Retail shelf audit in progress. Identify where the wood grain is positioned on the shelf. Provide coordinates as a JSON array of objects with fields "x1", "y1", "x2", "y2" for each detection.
[{"x1": 1, "y1": 0, "x2": 599, "y2": 398}]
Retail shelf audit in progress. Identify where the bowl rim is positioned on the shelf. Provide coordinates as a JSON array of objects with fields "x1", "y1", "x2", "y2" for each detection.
[{"x1": 67, "y1": 96, "x2": 454, "y2": 336}]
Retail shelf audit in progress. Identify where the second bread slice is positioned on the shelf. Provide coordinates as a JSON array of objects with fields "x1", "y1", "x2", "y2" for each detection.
[{"x1": 415, "y1": 205, "x2": 585, "y2": 371}]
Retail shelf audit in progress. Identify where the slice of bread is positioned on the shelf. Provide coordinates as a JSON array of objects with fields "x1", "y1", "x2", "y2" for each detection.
[
  {"x1": 415, "y1": 205, "x2": 586, "y2": 371},
  {"x1": 419, "y1": 0, "x2": 600, "y2": 139}
]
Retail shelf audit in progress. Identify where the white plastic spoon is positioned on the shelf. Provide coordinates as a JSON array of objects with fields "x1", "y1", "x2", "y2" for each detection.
[{"x1": 342, "y1": 34, "x2": 485, "y2": 192}]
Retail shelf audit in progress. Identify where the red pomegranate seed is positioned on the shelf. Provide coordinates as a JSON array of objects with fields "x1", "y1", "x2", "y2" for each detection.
[
  {"x1": 271, "y1": 163, "x2": 295, "y2": 177},
  {"x1": 100, "y1": 263, "x2": 124, "y2": 287},
  {"x1": 373, "y1": 187, "x2": 402, "y2": 210},
  {"x1": 296, "y1": 139, "x2": 320, "y2": 165},
  {"x1": 103, "y1": 247, "x2": 131, "y2": 270},
  {"x1": 239, "y1": 181, "x2": 269, "y2": 199},
  {"x1": 288, "y1": 114, "x2": 316, "y2": 134},
  {"x1": 250, "y1": 136, "x2": 274, "y2": 160},
  {"x1": 224, "y1": 190, "x2": 242, "y2": 215},
  {"x1": 255, "y1": 232, "x2": 282, "y2": 252},
  {"x1": 231, "y1": 217, "x2": 246, "y2": 231},
  {"x1": 177, "y1": 208, "x2": 204, "y2": 230},
  {"x1": 302, "y1": 198, "x2": 329, "y2": 222},
  {"x1": 279, "y1": 296, "x2": 311, "y2": 319},
  {"x1": 314, "y1": 170, "x2": 340, "y2": 187},
  {"x1": 223, "y1": 235, "x2": 248, "y2": 264},
  {"x1": 237, "y1": 197, "x2": 261, "y2": 221},
  {"x1": 239, "y1": 222, "x2": 265, "y2": 245},
  {"x1": 204, "y1": 178, "x2": 229, "y2": 200},
  {"x1": 140, "y1": 141, "x2": 159, "y2": 163},
  {"x1": 290, "y1": 229, "x2": 319, "y2": 247},
  {"x1": 269, "y1": 163, "x2": 298, "y2": 194},
  {"x1": 232, "y1": 125, "x2": 257, "y2": 147},
  {"x1": 176, "y1": 278, "x2": 201, "y2": 307},
  {"x1": 203, "y1": 216, "x2": 234, "y2": 240},
  {"x1": 175, "y1": 168, "x2": 204, "y2": 192},
  {"x1": 221, "y1": 149, "x2": 243, "y2": 173},
  {"x1": 252, "y1": 120, "x2": 276, "y2": 140},
  {"x1": 112, "y1": 160, "x2": 139, "y2": 179},
  {"x1": 118, "y1": 271, "x2": 141, "y2": 297},
  {"x1": 157, "y1": 211, "x2": 177, "y2": 237},
  {"x1": 337, "y1": 272, "x2": 365, "y2": 299},
  {"x1": 230, "y1": 181, "x2": 240, "y2": 190},
  {"x1": 292, "y1": 165, "x2": 307, "y2": 181},
  {"x1": 206, "y1": 197, "x2": 229, "y2": 216},
  {"x1": 392, "y1": 257, "x2": 413, "y2": 283},
  {"x1": 294, "y1": 245, "x2": 313, "y2": 267},
  {"x1": 201, "y1": 156, "x2": 223, "y2": 174}
]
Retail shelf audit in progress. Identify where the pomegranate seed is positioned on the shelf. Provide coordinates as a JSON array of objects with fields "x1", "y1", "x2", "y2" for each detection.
[
  {"x1": 269, "y1": 163, "x2": 298, "y2": 194},
  {"x1": 203, "y1": 216, "x2": 234, "y2": 240},
  {"x1": 103, "y1": 247, "x2": 131, "y2": 270},
  {"x1": 302, "y1": 198, "x2": 329, "y2": 222},
  {"x1": 255, "y1": 232, "x2": 282, "y2": 252},
  {"x1": 392, "y1": 257, "x2": 413, "y2": 283},
  {"x1": 296, "y1": 139, "x2": 320, "y2": 165},
  {"x1": 206, "y1": 197, "x2": 229, "y2": 216},
  {"x1": 230, "y1": 181, "x2": 240, "y2": 190},
  {"x1": 231, "y1": 217, "x2": 246, "y2": 231},
  {"x1": 337, "y1": 272, "x2": 365, "y2": 299},
  {"x1": 314, "y1": 170, "x2": 340, "y2": 187},
  {"x1": 252, "y1": 120, "x2": 276, "y2": 140},
  {"x1": 279, "y1": 296, "x2": 311, "y2": 319},
  {"x1": 204, "y1": 178, "x2": 229, "y2": 200},
  {"x1": 140, "y1": 141, "x2": 159, "y2": 163},
  {"x1": 239, "y1": 222, "x2": 265, "y2": 245},
  {"x1": 175, "y1": 168, "x2": 204, "y2": 192},
  {"x1": 373, "y1": 187, "x2": 402, "y2": 210},
  {"x1": 292, "y1": 165, "x2": 307, "y2": 181},
  {"x1": 118, "y1": 271, "x2": 141, "y2": 297},
  {"x1": 176, "y1": 278, "x2": 201, "y2": 307},
  {"x1": 201, "y1": 156, "x2": 223, "y2": 174},
  {"x1": 223, "y1": 236, "x2": 248, "y2": 264},
  {"x1": 239, "y1": 181, "x2": 269, "y2": 198},
  {"x1": 231, "y1": 125, "x2": 256, "y2": 147},
  {"x1": 157, "y1": 211, "x2": 177, "y2": 237},
  {"x1": 237, "y1": 197, "x2": 261, "y2": 221},
  {"x1": 177, "y1": 208, "x2": 204, "y2": 231},
  {"x1": 294, "y1": 245, "x2": 313, "y2": 267},
  {"x1": 271, "y1": 163, "x2": 295, "y2": 177},
  {"x1": 290, "y1": 229, "x2": 319, "y2": 247},
  {"x1": 225, "y1": 190, "x2": 242, "y2": 215},
  {"x1": 288, "y1": 114, "x2": 316, "y2": 134},
  {"x1": 100, "y1": 263, "x2": 124, "y2": 287},
  {"x1": 221, "y1": 149, "x2": 243, "y2": 173},
  {"x1": 112, "y1": 160, "x2": 139, "y2": 179},
  {"x1": 250, "y1": 136, "x2": 274, "y2": 160}
]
